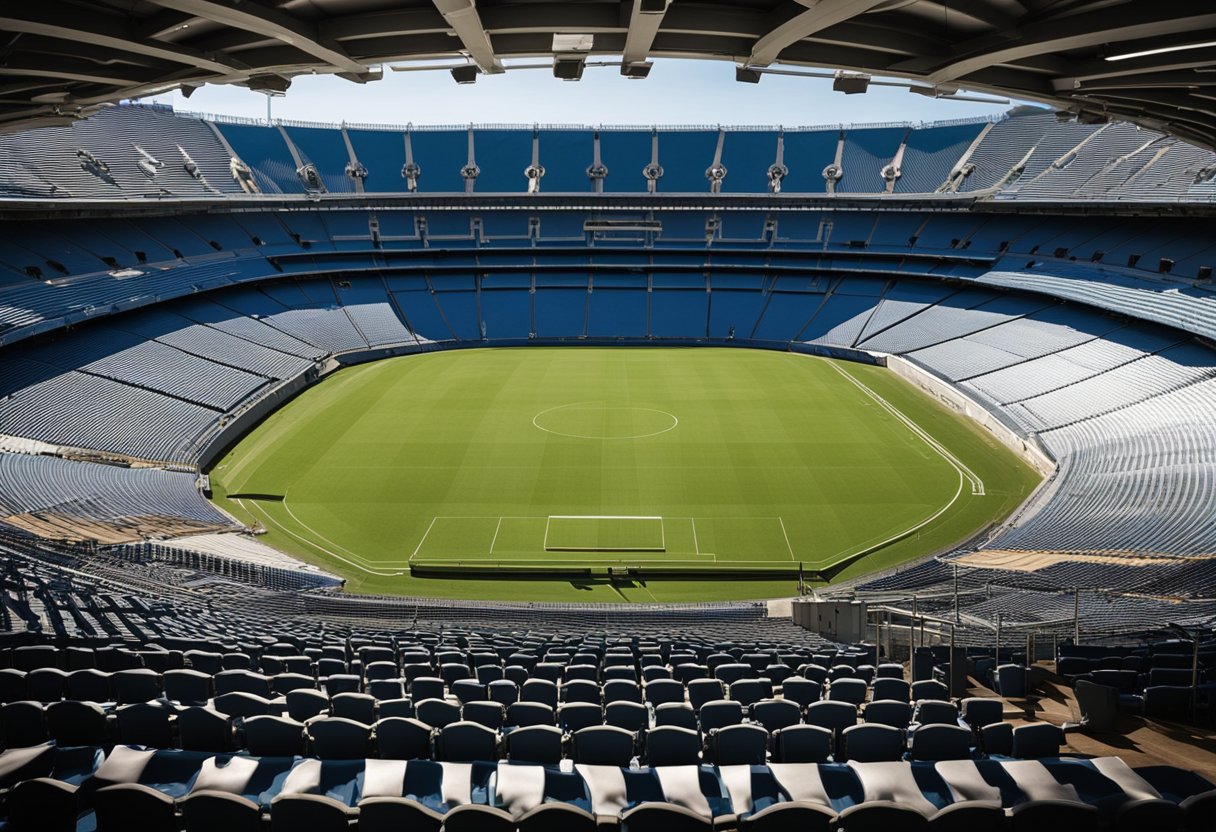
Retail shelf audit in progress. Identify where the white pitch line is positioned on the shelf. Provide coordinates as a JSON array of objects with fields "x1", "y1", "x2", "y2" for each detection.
[
  {"x1": 777, "y1": 516, "x2": 796, "y2": 561},
  {"x1": 411, "y1": 517, "x2": 440, "y2": 559},
  {"x1": 548, "y1": 515, "x2": 664, "y2": 520},
  {"x1": 488, "y1": 516, "x2": 504, "y2": 554},
  {"x1": 824, "y1": 469, "x2": 965, "y2": 567},
  {"x1": 532, "y1": 402, "x2": 679, "y2": 440},
  {"x1": 690, "y1": 517, "x2": 700, "y2": 556},
  {"x1": 826, "y1": 360, "x2": 986, "y2": 496},
  {"x1": 281, "y1": 493, "x2": 395, "y2": 566},
  {"x1": 240, "y1": 499, "x2": 406, "y2": 577}
]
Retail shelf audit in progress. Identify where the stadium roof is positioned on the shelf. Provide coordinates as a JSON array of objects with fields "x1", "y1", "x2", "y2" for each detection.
[{"x1": 4, "y1": 1, "x2": 1216, "y2": 148}]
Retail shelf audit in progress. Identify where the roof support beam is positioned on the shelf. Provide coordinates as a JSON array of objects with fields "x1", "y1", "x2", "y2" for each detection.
[
  {"x1": 1053, "y1": 51, "x2": 1216, "y2": 93},
  {"x1": 905, "y1": 2, "x2": 1216, "y2": 84},
  {"x1": 621, "y1": 0, "x2": 670, "y2": 73},
  {"x1": 926, "y1": 0, "x2": 1017, "y2": 31},
  {"x1": 747, "y1": 0, "x2": 890, "y2": 68},
  {"x1": 431, "y1": 0, "x2": 504, "y2": 74},
  {"x1": 0, "y1": 55, "x2": 163, "y2": 88},
  {"x1": 146, "y1": 0, "x2": 370, "y2": 76},
  {"x1": 0, "y1": 4, "x2": 243, "y2": 76},
  {"x1": 134, "y1": 9, "x2": 198, "y2": 41}
]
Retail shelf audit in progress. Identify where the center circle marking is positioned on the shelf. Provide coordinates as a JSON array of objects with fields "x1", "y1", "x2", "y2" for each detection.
[{"x1": 532, "y1": 402, "x2": 679, "y2": 440}]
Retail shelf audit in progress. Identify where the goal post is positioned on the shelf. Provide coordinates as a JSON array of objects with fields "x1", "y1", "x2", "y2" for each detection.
[{"x1": 544, "y1": 515, "x2": 666, "y2": 552}]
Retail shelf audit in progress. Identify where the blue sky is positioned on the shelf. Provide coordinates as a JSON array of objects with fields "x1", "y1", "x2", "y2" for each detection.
[{"x1": 155, "y1": 59, "x2": 1031, "y2": 127}]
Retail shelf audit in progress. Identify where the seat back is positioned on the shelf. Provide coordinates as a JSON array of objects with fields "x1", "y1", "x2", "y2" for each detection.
[
  {"x1": 914, "y1": 700, "x2": 959, "y2": 726},
  {"x1": 781, "y1": 677, "x2": 821, "y2": 708},
  {"x1": 708, "y1": 723, "x2": 768, "y2": 765},
  {"x1": 271, "y1": 794, "x2": 351, "y2": 832},
  {"x1": 558, "y1": 702, "x2": 603, "y2": 732},
  {"x1": 909, "y1": 724, "x2": 971, "y2": 761},
  {"x1": 959, "y1": 697, "x2": 1003, "y2": 729},
  {"x1": 750, "y1": 699, "x2": 801, "y2": 732},
  {"x1": 507, "y1": 702, "x2": 555, "y2": 727},
  {"x1": 115, "y1": 702, "x2": 174, "y2": 748},
  {"x1": 506, "y1": 724, "x2": 563, "y2": 764},
  {"x1": 655, "y1": 703, "x2": 697, "y2": 730},
  {"x1": 374, "y1": 717, "x2": 432, "y2": 760},
  {"x1": 308, "y1": 716, "x2": 372, "y2": 760},
  {"x1": 1072, "y1": 681, "x2": 1118, "y2": 734},
  {"x1": 644, "y1": 726, "x2": 701, "y2": 766},
  {"x1": 243, "y1": 715, "x2": 305, "y2": 757},
  {"x1": 46, "y1": 700, "x2": 108, "y2": 746},
  {"x1": 415, "y1": 697, "x2": 461, "y2": 729},
  {"x1": 771, "y1": 724, "x2": 832, "y2": 763},
  {"x1": 455, "y1": 695, "x2": 501, "y2": 728},
  {"x1": 644, "y1": 679, "x2": 685, "y2": 707},
  {"x1": 94, "y1": 784, "x2": 177, "y2": 832},
  {"x1": 356, "y1": 797, "x2": 443, "y2": 832},
  {"x1": 863, "y1": 700, "x2": 911, "y2": 730},
  {"x1": 841, "y1": 723, "x2": 904, "y2": 762},
  {"x1": 435, "y1": 720, "x2": 498, "y2": 762},
  {"x1": 605, "y1": 701, "x2": 648, "y2": 732},
  {"x1": 872, "y1": 678, "x2": 910, "y2": 702},
  {"x1": 571, "y1": 725, "x2": 634, "y2": 766},
  {"x1": 1011, "y1": 723, "x2": 1063, "y2": 759},
  {"x1": 178, "y1": 706, "x2": 234, "y2": 752},
  {"x1": 698, "y1": 699, "x2": 743, "y2": 732},
  {"x1": 828, "y1": 678, "x2": 868, "y2": 705}
]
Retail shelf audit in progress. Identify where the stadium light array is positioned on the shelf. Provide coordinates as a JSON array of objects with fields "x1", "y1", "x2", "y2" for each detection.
[
  {"x1": 1106, "y1": 40, "x2": 1216, "y2": 61},
  {"x1": 735, "y1": 66, "x2": 1008, "y2": 104}
]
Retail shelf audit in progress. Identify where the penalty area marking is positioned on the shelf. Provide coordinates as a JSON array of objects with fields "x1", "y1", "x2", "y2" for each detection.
[
  {"x1": 544, "y1": 515, "x2": 666, "y2": 552},
  {"x1": 409, "y1": 515, "x2": 808, "y2": 563},
  {"x1": 411, "y1": 515, "x2": 731, "y2": 562},
  {"x1": 778, "y1": 516, "x2": 795, "y2": 562},
  {"x1": 532, "y1": 402, "x2": 679, "y2": 440},
  {"x1": 411, "y1": 516, "x2": 440, "y2": 559},
  {"x1": 238, "y1": 497, "x2": 409, "y2": 577},
  {"x1": 825, "y1": 360, "x2": 985, "y2": 496},
  {"x1": 803, "y1": 357, "x2": 982, "y2": 567},
  {"x1": 488, "y1": 517, "x2": 504, "y2": 555}
]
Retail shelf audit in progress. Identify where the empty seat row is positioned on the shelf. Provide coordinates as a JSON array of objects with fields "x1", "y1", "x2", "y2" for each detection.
[{"x1": 4, "y1": 740, "x2": 1211, "y2": 832}]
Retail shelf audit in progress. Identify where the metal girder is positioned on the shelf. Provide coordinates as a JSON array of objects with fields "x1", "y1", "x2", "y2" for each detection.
[
  {"x1": 921, "y1": 0, "x2": 1017, "y2": 32},
  {"x1": 321, "y1": 9, "x2": 448, "y2": 43},
  {"x1": 0, "y1": 0, "x2": 1213, "y2": 148},
  {"x1": 134, "y1": 10, "x2": 198, "y2": 41},
  {"x1": 0, "y1": 5, "x2": 244, "y2": 76},
  {"x1": 747, "y1": 0, "x2": 891, "y2": 68},
  {"x1": 430, "y1": 0, "x2": 504, "y2": 74},
  {"x1": 621, "y1": 0, "x2": 670, "y2": 72},
  {"x1": 1063, "y1": 72, "x2": 1216, "y2": 93},
  {"x1": 0, "y1": 54, "x2": 165, "y2": 88},
  {"x1": 1053, "y1": 51, "x2": 1216, "y2": 93},
  {"x1": 906, "y1": 2, "x2": 1216, "y2": 84},
  {"x1": 147, "y1": 0, "x2": 369, "y2": 76},
  {"x1": 1098, "y1": 90, "x2": 1216, "y2": 123}
]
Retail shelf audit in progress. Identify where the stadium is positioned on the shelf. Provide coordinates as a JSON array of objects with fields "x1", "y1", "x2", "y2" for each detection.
[{"x1": 0, "y1": 1, "x2": 1214, "y2": 830}]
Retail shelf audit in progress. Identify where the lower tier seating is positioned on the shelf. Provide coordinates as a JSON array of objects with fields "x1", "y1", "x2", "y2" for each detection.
[{"x1": 1, "y1": 742, "x2": 1212, "y2": 831}]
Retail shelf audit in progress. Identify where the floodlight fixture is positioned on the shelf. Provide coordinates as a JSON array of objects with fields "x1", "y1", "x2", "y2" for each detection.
[
  {"x1": 736, "y1": 67, "x2": 762, "y2": 84},
  {"x1": 554, "y1": 57, "x2": 586, "y2": 81},
  {"x1": 450, "y1": 65, "x2": 479, "y2": 84},
  {"x1": 1106, "y1": 40, "x2": 1216, "y2": 61},
  {"x1": 832, "y1": 72, "x2": 871, "y2": 94}
]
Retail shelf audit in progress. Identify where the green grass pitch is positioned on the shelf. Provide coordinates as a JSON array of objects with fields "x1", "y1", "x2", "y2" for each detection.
[{"x1": 209, "y1": 347, "x2": 1041, "y2": 602}]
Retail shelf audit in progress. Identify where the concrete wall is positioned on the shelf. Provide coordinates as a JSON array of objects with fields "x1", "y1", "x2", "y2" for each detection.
[{"x1": 883, "y1": 354, "x2": 1056, "y2": 476}]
